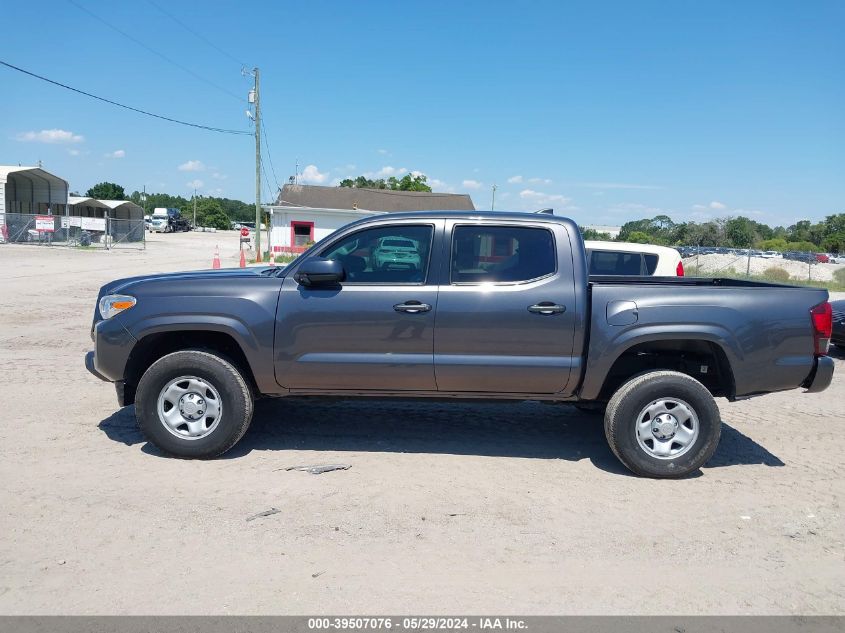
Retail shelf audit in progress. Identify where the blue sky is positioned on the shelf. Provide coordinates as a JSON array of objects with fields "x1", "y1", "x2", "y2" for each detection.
[{"x1": 1, "y1": 0, "x2": 842, "y2": 226}]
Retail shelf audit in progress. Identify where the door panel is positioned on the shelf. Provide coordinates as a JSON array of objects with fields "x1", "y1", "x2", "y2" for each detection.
[
  {"x1": 434, "y1": 222, "x2": 578, "y2": 394},
  {"x1": 274, "y1": 221, "x2": 442, "y2": 391}
]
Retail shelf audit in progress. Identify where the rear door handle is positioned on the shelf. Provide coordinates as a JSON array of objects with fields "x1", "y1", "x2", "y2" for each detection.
[
  {"x1": 394, "y1": 301, "x2": 431, "y2": 313},
  {"x1": 528, "y1": 302, "x2": 566, "y2": 315}
]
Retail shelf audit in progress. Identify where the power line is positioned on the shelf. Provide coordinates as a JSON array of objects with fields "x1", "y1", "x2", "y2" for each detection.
[
  {"x1": 0, "y1": 60, "x2": 251, "y2": 135},
  {"x1": 260, "y1": 158, "x2": 276, "y2": 203},
  {"x1": 261, "y1": 120, "x2": 282, "y2": 192},
  {"x1": 68, "y1": 0, "x2": 243, "y2": 102},
  {"x1": 148, "y1": 0, "x2": 246, "y2": 68}
]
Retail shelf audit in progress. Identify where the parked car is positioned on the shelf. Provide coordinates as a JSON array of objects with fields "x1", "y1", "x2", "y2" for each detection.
[
  {"x1": 585, "y1": 241, "x2": 684, "y2": 276},
  {"x1": 86, "y1": 211, "x2": 834, "y2": 478},
  {"x1": 829, "y1": 254, "x2": 845, "y2": 264},
  {"x1": 832, "y1": 300, "x2": 845, "y2": 349},
  {"x1": 144, "y1": 216, "x2": 153, "y2": 231},
  {"x1": 760, "y1": 251, "x2": 781, "y2": 259},
  {"x1": 372, "y1": 236, "x2": 422, "y2": 270},
  {"x1": 816, "y1": 253, "x2": 830, "y2": 264}
]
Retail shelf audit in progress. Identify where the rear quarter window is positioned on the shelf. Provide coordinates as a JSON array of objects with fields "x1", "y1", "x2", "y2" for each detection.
[{"x1": 588, "y1": 250, "x2": 644, "y2": 275}]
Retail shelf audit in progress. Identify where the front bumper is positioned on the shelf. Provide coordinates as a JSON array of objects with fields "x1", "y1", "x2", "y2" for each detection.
[
  {"x1": 85, "y1": 351, "x2": 109, "y2": 382},
  {"x1": 803, "y1": 356, "x2": 835, "y2": 393}
]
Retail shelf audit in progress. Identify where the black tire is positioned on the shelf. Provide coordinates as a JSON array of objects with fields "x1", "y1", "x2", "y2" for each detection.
[
  {"x1": 604, "y1": 371, "x2": 721, "y2": 478},
  {"x1": 135, "y1": 350, "x2": 253, "y2": 458}
]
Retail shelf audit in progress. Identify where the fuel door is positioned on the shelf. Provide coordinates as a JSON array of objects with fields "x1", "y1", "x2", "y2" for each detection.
[{"x1": 607, "y1": 300, "x2": 639, "y2": 326}]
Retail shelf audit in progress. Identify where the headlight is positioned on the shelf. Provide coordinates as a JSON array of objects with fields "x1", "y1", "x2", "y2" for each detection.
[{"x1": 99, "y1": 294, "x2": 136, "y2": 319}]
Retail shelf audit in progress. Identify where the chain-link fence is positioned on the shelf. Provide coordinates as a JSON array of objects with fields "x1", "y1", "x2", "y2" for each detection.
[
  {"x1": 680, "y1": 246, "x2": 845, "y2": 289},
  {"x1": 0, "y1": 213, "x2": 145, "y2": 250}
]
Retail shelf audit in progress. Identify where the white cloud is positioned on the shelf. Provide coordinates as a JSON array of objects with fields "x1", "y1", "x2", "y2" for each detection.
[
  {"x1": 105, "y1": 149, "x2": 125, "y2": 159},
  {"x1": 428, "y1": 178, "x2": 448, "y2": 190},
  {"x1": 519, "y1": 189, "x2": 571, "y2": 206},
  {"x1": 377, "y1": 149, "x2": 389, "y2": 155},
  {"x1": 528, "y1": 177, "x2": 552, "y2": 184},
  {"x1": 364, "y1": 166, "x2": 410, "y2": 179},
  {"x1": 462, "y1": 179, "x2": 483, "y2": 190},
  {"x1": 67, "y1": 148, "x2": 89, "y2": 157},
  {"x1": 299, "y1": 164, "x2": 328, "y2": 184},
  {"x1": 507, "y1": 175, "x2": 524, "y2": 184},
  {"x1": 211, "y1": 172, "x2": 227, "y2": 180},
  {"x1": 178, "y1": 160, "x2": 205, "y2": 172},
  {"x1": 692, "y1": 200, "x2": 728, "y2": 212},
  {"x1": 16, "y1": 129, "x2": 84, "y2": 144},
  {"x1": 186, "y1": 179, "x2": 204, "y2": 189}
]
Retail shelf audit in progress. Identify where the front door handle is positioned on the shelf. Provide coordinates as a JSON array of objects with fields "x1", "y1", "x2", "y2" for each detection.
[
  {"x1": 394, "y1": 301, "x2": 431, "y2": 313},
  {"x1": 528, "y1": 302, "x2": 566, "y2": 315}
]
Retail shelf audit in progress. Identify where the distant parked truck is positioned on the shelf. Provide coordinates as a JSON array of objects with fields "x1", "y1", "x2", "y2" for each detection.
[{"x1": 151, "y1": 208, "x2": 191, "y2": 233}]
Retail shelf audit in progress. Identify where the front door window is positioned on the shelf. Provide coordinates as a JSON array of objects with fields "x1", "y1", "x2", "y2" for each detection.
[{"x1": 320, "y1": 224, "x2": 434, "y2": 284}]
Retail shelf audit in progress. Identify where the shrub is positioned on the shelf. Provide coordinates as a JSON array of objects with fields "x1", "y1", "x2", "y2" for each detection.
[
  {"x1": 762, "y1": 267, "x2": 792, "y2": 282},
  {"x1": 834, "y1": 268, "x2": 845, "y2": 287}
]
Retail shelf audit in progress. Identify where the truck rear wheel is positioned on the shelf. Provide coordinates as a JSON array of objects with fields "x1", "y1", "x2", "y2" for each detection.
[
  {"x1": 135, "y1": 350, "x2": 253, "y2": 459},
  {"x1": 604, "y1": 371, "x2": 721, "y2": 478}
]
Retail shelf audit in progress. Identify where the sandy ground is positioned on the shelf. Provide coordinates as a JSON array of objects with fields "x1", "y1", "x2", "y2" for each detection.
[
  {"x1": 0, "y1": 232, "x2": 843, "y2": 615},
  {"x1": 685, "y1": 252, "x2": 845, "y2": 282}
]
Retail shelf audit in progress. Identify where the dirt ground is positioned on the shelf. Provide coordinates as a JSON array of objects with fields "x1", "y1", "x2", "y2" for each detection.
[{"x1": 0, "y1": 232, "x2": 843, "y2": 615}]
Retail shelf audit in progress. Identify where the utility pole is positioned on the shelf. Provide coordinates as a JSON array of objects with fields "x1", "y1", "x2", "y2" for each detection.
[
  {"x1": 193, "y1": 188, "x2": 197, "y2": 228},
  {"x1": 491, "y1": 184, "x2": 497, "y2": 211},
  {"x1": 253, "y1": 66, "x2": 262, "y2": 261}
]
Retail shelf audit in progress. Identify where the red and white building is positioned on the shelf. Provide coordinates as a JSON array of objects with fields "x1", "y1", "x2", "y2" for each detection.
[{"x1": 263, "y1": 184, "x2": 475, "y2": 255}]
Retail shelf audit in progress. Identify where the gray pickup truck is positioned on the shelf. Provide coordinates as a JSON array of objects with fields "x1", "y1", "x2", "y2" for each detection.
[{"x1": 86, "y1": 211, "x2": 835, "y2": 477}]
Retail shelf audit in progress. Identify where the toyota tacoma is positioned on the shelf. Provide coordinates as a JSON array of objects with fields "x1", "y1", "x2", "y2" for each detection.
[{"x1": 86, "y1": 211, "x2": 835, "y2": 477}]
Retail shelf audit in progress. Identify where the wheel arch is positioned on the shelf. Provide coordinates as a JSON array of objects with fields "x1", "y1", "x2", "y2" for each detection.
[
  {"x1": 580, "y1": 334, "x2": 737, "y2": 402},
  {"x1": 122, "y1": 328, "x2": 259, "y2": 406}
]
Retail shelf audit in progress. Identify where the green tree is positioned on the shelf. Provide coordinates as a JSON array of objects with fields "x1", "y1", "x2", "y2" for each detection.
[
  {"x1": 339, "y1": 173, "x2": 433, "y2": 192},
  {"x1": 725, "y1": 216, "x2": 755, "y2": 248},
  {"x1": 193, "y1": 198, "x2": 230, "y2": 230},
  {"x1": 580, "y1": 227, "x2": 612, "y2": 240},
  {"x1": 626, "y1": 231, "x2": 652, "y2": 244},
  {"x1": 759, "y1": 238, "x2": 788, "y2": 252},
  {"x1": 87, "y1": 182, "x2": 126, "y2": 200},
  {"x1": 822, "y1": 232, "x2": 845, "y2": 254}
]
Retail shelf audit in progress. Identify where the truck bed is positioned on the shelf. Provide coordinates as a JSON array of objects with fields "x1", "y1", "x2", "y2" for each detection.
[{"x1": 578, "y1": 277, "x2": 828, "y2": 400}]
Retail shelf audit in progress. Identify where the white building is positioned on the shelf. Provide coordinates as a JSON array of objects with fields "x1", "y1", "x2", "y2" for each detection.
[
  {"x1": 0, "y1": 165, "x2": 68, "y2": 215},
  {"x1": 583, "y1": 224, "x2": 622, "y2": 239},
  {"x1": 263, "y1": 184, "x2": 475, "y2": 255}
]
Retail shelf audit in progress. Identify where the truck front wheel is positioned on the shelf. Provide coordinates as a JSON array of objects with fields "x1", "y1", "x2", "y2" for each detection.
[
  {"x1": 604, "y1": 371, "x2": 721, "y2": 478},
  {"x1": 135, "y1": 350, "x2": 254, "y2": 458}
]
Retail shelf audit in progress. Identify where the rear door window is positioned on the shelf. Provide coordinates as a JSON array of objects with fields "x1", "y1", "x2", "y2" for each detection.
[
  {"x1": 451, "y1": 225, "x2": 556, "y2": 284},
  {"x1": 588, "y1": 250, "x2": 644, "y2": 275}
]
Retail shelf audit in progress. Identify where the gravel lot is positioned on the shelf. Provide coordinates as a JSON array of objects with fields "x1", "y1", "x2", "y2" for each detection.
[
  {"x1": 1, "y1": 232, "x2": 843, "y2": 615},
  {"x1": 685, "y1": 253, "x2": 845, "y2": 282}
]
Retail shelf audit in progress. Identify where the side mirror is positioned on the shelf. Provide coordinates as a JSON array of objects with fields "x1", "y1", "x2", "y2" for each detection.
[{"x1": 294, "y1": 258, "x2": 345, "y2": 287}]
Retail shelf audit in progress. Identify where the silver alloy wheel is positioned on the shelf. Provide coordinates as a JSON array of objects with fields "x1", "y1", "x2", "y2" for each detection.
[
  {"x1": 635, "y1": 397, "x2": 699, "y2": 459},
  {"x1": 156, "y1": 375, "x2": 222, "y2": 441}
]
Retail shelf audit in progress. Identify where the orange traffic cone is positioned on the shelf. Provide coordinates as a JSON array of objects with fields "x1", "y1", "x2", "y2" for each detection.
[
  {"x1": 239, "y1": 249, "x2": 246, "y2": 268},
  {"x1": 212, "y1": 245, "x2": 221, "y2": 269},
  {"x1": 268, "y1": 251, "x2": 276, "y2": 267}
]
